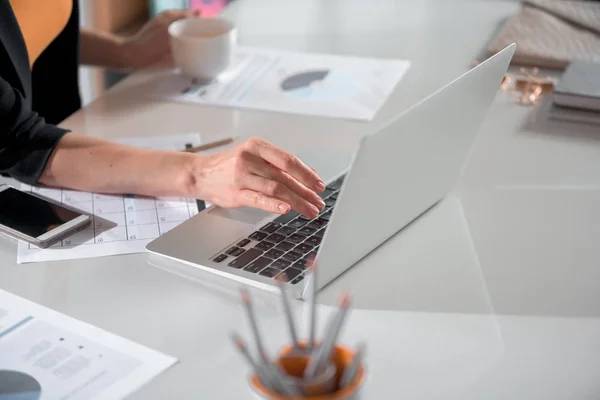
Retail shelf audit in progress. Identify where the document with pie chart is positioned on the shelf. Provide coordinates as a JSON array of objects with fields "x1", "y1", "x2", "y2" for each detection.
[
  {"x1": 151, "y1": 47, "x2": 411, "y2": 121},
  {"x1": 0, "y1": 289, "x2": 176, "y2": 400}
]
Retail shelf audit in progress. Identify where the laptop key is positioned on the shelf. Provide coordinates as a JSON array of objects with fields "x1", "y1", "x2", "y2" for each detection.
[
  {"x1": 279, "y1": 267, "x2": 302, "y2": 281},
  {"x1": 291, "y1": 276, "x2": 305, "y2": 285},
  {"x1": 231, "y1": 247, "x2": 246, "y2": 257},
  {"x1": 294, "y1": 243, "x2": 314, "y2": 254},
  {"x1": 255, "y1": 241, "x2": 275, "y2": 251},
  {"x1": 329, "y1": 192, "x2": 338, "y2": 200},
  {"x1": 287, "y1": 233, "x2": 307, "y2": 243},
  {"x1": 213, "y1": 254, "x2": 227, "y2": 263},
  {"x1": 237, "y1": 238, "x2": 251, "y2": 247},
  {"x1": 228, "y1": 248, "x2": 262, "y2": 268},
  {"x1": 226, "y1": 246, "x2": 240, "y2": 255},
  {"x1": 276, "y1": 241, "x2": 295, "y2": 251},
  {"x1": 287, "y1": 219, "x2": 307, "y2": 229},
  {"x1": 260, "y1": 223, "x2": 281, "y2": 234},
  {"x1": 318, "y1": 189, "x2": 335, "y2": 199},
  {"x1": 265, "y1": 249, "x2": 285, "y2": 259},
  {"x1": 259, "y1": 267, "x2": 279, "y2": 278},
  {"x1": 308, "y1": 219, "x2": 327, "y2": 229},
  {"x1": 276, "y1": 226, "x2": 296, "y2": 236},
  {"x1": 298, "y1": 227, "x2": 317, "y2": 236},
  {"x1": 249, "y1": 231, "x2": 268, "y2": 241},
  {"x1": 305, "y1": 236, "x2": 322, "y2": 246},
  {"x1": 327, "y1": 176, "x2": 345, "y2": 190},
  {"x1": 293, "y1": 259, "x2": 308, "y2": 270},
  {"x1": 282, "y1": 251, "x2": 303, "y2": 262},
  {"x1": 324, "y1": 197, "x2": 336, "y2": 207},
  {"x1": 272, "y1": 259, "x2": 292, "y2": 270},
  {"x1": 320, "y1": 211, "x2": 332, "y2": 221},
  {"x1": 273, "y1": 211, "x2": 299, "y2": 225},
  {"x1": 244, "y1": 257, "x2": 272, "y2": 273},
  {"x1": 266, "y1": 233, "x2": 286, "y2": 243},
  {"x1": 315, "y1": 229, "x2": 326, "y2": 238}
]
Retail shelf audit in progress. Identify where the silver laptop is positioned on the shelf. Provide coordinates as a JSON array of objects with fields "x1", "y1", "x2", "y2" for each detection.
[{"x1": 147, "y1": 44, "x2": 515, "y2": 299}]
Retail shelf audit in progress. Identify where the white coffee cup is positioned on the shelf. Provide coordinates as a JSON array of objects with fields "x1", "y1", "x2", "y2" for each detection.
[{"x1": 168, "y1": 17, "x2": 237, "y2": 81}]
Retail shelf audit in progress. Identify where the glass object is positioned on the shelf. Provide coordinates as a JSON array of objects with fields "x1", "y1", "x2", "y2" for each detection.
[{"x1": 149, "y1": 0, "x2": 190, "y2": 17}]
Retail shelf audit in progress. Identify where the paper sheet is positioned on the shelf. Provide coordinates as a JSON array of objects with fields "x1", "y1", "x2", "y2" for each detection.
[
  {"x1": 0, "y1": 289, "x2": 176, "y2": 400},
  {"x1": 17, "y1": 133, "x2": 203, "y2": 264},
  {"x1": 151, "y1": 47, "x2": 411, "y2": 121}
]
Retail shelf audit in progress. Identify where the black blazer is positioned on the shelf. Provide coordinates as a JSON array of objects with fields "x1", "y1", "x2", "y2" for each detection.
[{"x1": 0, "y1": 0, "x2": 81, "y2": 185}]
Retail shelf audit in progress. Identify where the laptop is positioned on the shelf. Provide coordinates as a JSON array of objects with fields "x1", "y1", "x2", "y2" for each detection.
[{"x1": 147, "y1": 44, "x2": 515, "y2": 299}]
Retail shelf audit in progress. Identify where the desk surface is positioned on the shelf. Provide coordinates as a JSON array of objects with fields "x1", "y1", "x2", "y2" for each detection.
[{"x1": 2, "y1": 0, "x2": 600, "y2": 398}]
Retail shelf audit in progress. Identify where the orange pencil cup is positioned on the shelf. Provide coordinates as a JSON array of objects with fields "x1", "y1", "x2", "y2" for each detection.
[{"x1": 250, "y1": 343, "x2": 365, "y2": 399}]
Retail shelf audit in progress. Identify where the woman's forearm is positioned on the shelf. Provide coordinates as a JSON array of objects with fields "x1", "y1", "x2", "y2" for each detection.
[
  {"x1": 40, "y1": 133, "x2": 198, "y2": 197},
  {"x1": 37, "y1": 134, "x2": 326, "y2": 218},
  {"x1": 79, "y1": 28, "x2": 128, "y2": 69}
]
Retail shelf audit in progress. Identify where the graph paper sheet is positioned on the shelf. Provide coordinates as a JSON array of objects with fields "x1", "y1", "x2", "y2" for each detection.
[{"x1": 17, "y1": 133, "x2": 202, "y2": 264}]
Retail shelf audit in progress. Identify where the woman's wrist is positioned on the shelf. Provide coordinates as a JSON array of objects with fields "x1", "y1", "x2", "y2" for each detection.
[{"x1": 177, "y1": 152, "x2": 209, "y2": 200}]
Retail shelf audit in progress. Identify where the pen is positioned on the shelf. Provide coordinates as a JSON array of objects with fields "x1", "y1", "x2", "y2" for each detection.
[
  {"x1": 183, "y1": 136, "x2": 237, "y2": 153},
  {"x1": 304, "y1": 293, "x2": 351, "y2": 378},
  {"x1": 231, "y1": 333, "x2": 277, "y2": 392},
  {"x1": 307, "y1": 262, "x2": 318, "y2": 351},
  {"x1": 240, "y1": 288, "x2": 268, "y2": 362},
  {"x1": 276, "y1": 275, "x2": 300, "y2": 350},
  {"x1": 339, "y1": 342, "x2": 365, "y2": 389}
]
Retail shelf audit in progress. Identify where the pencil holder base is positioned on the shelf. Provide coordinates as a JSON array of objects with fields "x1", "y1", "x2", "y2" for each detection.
[{"x1": 249, "y1": 343, "x2": 365, "y2": 399}]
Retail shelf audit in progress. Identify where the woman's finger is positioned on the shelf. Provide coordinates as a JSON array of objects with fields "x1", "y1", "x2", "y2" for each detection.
[
  {"x1": 238, "y1": 189, "x2": 291, "y2": 215},
  {"x1": 247, "y1": 139, "x2": 325, "y2": 193},
  {"x1": 248, "y1": 157, "x2": 325, "y2": 211},
  {"x1": 241, "y1": 174, "x2": 320, "y2": 218}
]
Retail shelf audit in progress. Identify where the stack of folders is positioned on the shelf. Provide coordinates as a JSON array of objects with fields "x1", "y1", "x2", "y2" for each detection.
[
  {"x1": 232, "y1": 264, "x2": 366, "y2": 399},
  {"x1": 549, "y1": 60, "x2": 600, "y2": 125}
]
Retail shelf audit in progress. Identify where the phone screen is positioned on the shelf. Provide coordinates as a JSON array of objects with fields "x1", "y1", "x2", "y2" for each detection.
[{"x1": 0, "y1": 187, "x2": 82, "y2": 238}]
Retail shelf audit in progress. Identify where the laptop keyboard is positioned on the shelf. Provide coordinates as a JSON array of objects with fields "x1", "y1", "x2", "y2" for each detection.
[{"x1": 211, "y1": 175, "x2": 345, "y2": 284}]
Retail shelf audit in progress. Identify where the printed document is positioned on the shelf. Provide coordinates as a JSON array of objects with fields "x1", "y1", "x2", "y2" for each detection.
[
  {"x1": 151, "y1": 47, "x2": 411, "y2": 121},
  {"x1": 0, "y1": 289, "x2": 176, "y2": 400}
]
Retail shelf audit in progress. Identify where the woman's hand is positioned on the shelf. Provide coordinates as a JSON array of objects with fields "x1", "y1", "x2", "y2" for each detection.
[
  {"x1": 188, "y1": 138, "x2": 326, "y2": 218},
  {"x1": 121, "y1": 9, "x2": 200, "y2": 69},
  {"x1": 41, "y1": 134, "x2": 325, "y2": 219}
]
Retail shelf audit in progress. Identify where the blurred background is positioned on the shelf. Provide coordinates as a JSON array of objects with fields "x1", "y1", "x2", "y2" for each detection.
[{"x1": 78, "y1": 0, "x2": 234, "y2": 105}]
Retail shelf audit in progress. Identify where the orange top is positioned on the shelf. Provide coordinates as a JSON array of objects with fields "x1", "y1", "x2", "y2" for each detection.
[{"x1": 9, "y1": 0, "x2": 73, "y2": 67}]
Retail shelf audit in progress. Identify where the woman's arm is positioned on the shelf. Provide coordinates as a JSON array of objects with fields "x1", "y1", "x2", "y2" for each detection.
[
  {"x1": 40, "y1": 133, "x2": 195, "y2": 196},
  {"x1": 0, "y1": 76, "x2": 68, "y2": 184},
  {"x1": 80, "y1": 10, "x2": 198, "y2": 69},
  {"x1": 40, "y1": 134, "x2": 326, "y2": 218}
]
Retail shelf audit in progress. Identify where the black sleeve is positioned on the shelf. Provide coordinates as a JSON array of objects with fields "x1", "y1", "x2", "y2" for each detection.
[{"x1": 0, "y1": 75, "x2": 69, "y2": 185}]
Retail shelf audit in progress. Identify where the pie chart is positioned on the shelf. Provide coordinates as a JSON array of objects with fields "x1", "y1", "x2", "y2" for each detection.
[
  {"x1": 0, "y1": 370, "x2": 41, "y2": 400},
  {"x1": 280, "y1": 69, "x2": 363, "y2": 101}
]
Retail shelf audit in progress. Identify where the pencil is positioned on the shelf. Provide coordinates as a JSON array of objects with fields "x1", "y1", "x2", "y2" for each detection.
[
  {"x1": 307, "y1": 261, "x2": 318, "y2": 351},
  {"x1": 260, "y1": 353, "x2": 303, "y2": 397},
  {"x1": 240, "y1": 288, "x2": 268, "y2": 362},
  {"x1": 231, "y1": 333, "x2": 277, "y2": 392},
  {"x1": 183, "y1": 136, "x2": 237, "y2": 153},
  {"x1": 339, "y1": 342, "x2": 365, "y2": 389},
  {"x1": 276, "y1": 275, "x2": 300, "y2": 350},
  {"x1": 304, "y1": 293, "x2": 351, "y2": 378}
]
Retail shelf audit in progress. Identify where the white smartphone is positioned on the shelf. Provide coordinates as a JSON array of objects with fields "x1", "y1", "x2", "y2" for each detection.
[{"x1": 0, "y1": 185, "x2": 91, "y2": 248}]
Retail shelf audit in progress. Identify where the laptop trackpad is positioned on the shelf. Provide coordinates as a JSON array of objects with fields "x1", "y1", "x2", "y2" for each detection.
[{"x1": 208, "y1": 206, "x2": 270, "y2": 225}]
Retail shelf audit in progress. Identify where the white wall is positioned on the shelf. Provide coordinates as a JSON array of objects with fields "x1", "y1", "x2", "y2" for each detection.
[{"x1": 78, "y1": 0, "x2": 96, "y2": 106}]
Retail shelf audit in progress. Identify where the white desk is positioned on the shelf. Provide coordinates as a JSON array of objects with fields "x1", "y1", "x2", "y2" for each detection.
[{"x1": 2, "y1": 0, "x2": 600, "y2": 398}]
